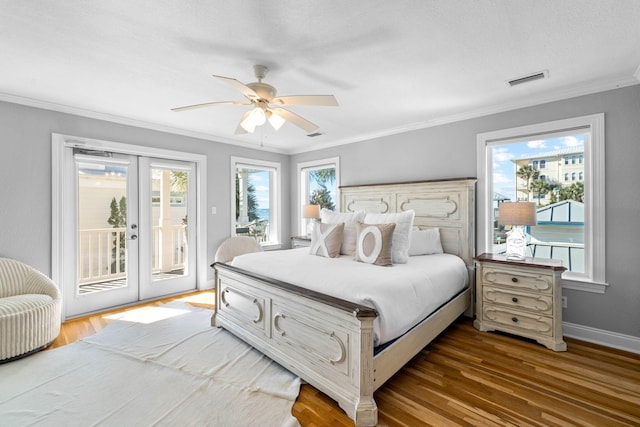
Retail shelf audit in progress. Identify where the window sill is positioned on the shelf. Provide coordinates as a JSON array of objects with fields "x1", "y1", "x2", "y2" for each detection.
[
  {"x1": 261, "y1": 242, "x2": 283, "y2": 251},
  {"x1": 562, "y1": 276, "x2": 608, "y2": 294}
]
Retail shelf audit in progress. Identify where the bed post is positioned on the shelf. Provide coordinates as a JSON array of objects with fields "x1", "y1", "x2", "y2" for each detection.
[{"x1": 338, "y1": 313, "x2": 378, "y2": 427}]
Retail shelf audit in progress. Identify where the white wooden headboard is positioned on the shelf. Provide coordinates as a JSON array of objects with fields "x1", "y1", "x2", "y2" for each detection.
[{"x1": 340, "y1": 178, "x2": 477, "y2": 267}]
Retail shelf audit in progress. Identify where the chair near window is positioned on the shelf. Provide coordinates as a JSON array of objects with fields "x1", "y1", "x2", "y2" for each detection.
[
  {"x1": 214, "y1": 236, "x2": 263, "y2": 263},
  {"x1": 0, "y1": 258, "x2": 62, "y2": 363}
]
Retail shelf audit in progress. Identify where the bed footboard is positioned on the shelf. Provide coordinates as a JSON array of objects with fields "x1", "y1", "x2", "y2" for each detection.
[{"x1": 213, "y1": 263, "x2": 379, "y2": 427}]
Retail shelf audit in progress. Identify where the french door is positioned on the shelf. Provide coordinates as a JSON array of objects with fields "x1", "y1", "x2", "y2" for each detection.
[{"x1": 62, "y1": 149, "x2": 197, "y2": 318}]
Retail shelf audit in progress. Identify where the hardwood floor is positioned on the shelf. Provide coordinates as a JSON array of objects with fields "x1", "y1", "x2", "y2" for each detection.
[{"x1": 48, "y1": 291, "x2": 640, "y2": 426}]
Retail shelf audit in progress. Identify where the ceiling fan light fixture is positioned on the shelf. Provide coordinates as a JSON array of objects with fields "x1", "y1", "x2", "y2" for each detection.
[{"x1": 267, "y1": 110, "x2": 286, "y2": 130}]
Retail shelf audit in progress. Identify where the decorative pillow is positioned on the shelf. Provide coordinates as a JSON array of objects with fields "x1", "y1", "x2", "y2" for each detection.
[
  {"x1": 310, "y1": 222, "x2": 345, "y2": 258},
  {"x1": 355, "y1": 222, "x2": 395, "y2": 266},
  {"x1": 320, "y1": 209, "x2": 366, "y2": 256},
  {"x1": 409, "y1": 228, "x2": 444, "y2": 256},
  {"x1": 363, "y1": 210, "x2": 415, "y2": 264}
]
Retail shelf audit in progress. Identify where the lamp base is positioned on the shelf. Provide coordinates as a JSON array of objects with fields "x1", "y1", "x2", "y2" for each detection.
[{"x1": 505, "y1": 225, "x2": 527, "y2": 261}]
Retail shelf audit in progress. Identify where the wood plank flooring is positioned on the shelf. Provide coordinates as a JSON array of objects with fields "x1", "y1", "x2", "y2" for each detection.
[{"x1": 47, "y1": 291, "x2": 640, "y2": 426}]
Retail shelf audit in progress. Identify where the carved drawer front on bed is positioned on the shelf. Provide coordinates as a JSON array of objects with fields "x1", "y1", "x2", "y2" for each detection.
[
  {"x1": 271, "y1": 300, "x2": 351, "y2": 377},
  {"x1": 217, "y1": 277, "x2": 269, "y2": 338}
]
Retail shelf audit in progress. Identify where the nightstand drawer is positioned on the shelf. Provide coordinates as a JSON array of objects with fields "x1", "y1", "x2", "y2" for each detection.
[
  {"x1": 483, "y1": 286, "x2": 553, "y2": 315},
  {"x1": 482, "y1": 305, "x2": 553, "y2": 337},
  {"x1": 483, "y1": 266, "x2": 553, "y2": 294}
]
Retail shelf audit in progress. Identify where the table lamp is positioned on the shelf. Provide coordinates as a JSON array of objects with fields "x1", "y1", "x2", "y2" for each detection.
[
  {"x1": 498, "y1": 202, "x2": 537, "y2": 261},
  {"x1": 302, "y1": 204, "x2": 320, "y2": 238}
]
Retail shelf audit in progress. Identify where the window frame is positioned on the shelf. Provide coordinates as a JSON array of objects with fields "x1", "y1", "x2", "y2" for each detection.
[
  {"x1": 297, "y1": 157, "x2": 340, "y2": 236},
  {"x1": 477, "y1": 113, "x2": 607, "y2": 293},
  {"x1": 230, "y1": 156, "x2": 281, "y2": 249}
]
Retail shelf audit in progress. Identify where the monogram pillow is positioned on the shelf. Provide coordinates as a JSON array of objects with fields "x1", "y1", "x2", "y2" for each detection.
[
  {"x1": 354, "y1": 222, "x2": 396, "y2": 266},
  {"x1": 363, "y1": 210, "x2": 415, "y2": 264},
  {"x1": 320, "y1": 209, "x2": 366, "y2": 256},
  {"x1": 310, "y1": 222, "x2": 345, "y2": 258}
]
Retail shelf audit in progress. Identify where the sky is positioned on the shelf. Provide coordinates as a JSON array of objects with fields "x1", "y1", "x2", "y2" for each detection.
[{"x1": 491, "y1": 132, "x2": 585, "y2": 201}]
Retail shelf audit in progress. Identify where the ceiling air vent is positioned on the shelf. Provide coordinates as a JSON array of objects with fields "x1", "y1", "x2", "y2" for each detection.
[
  {"x1": 307, "y1": 132, "x2": 323, "y2": 137},
  {"x1": 507, "y1": 70, "x2": 548, "y2": 87}
]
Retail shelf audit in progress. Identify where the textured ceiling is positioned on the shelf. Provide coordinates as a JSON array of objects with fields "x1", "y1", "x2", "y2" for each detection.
[{"x1": 1, "y1": 1, "x2": 639, "y2": 153}]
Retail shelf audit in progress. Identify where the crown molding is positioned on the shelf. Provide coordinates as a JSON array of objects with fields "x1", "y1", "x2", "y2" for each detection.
[
  {"x1": 0, "y1": 92, "x2": 288, "y2": 154},
  {"x1": 293, "y1": 76, "x2": 640, "y2": 154}
]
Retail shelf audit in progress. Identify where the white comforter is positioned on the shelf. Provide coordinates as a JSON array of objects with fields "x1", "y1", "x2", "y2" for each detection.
[{"x1": 230, "y1": 249, "x2": 468, "y2": 345}]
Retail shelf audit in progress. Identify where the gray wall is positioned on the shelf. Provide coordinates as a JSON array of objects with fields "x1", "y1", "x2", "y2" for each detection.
[
  {"x1": 291, "y1": 85, "x2": 640, "y2": 339},
  {"x1": 0, "y1": 101, "x2": 290, "y2": 285}
]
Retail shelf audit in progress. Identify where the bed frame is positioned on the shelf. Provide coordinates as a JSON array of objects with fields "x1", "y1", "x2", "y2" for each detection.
[{"x1": 212, "y1": 178, "x2": 476, "y2": 426}]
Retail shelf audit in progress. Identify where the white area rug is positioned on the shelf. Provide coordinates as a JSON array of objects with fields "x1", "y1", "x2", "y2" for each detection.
[{"x1": 0, "y1": 302, "x2": 301, "y2": 426}]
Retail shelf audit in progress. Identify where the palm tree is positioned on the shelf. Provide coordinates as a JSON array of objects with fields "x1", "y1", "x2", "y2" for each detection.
[
  {"x1": 516, "y1": 165, "x2": 539, "y2": 201},
  {"x1": 309, "y1": 168, "x2": 336, "y2": 210},
  {"x1": 530, "y1": 179, "x2": 551, "y2": 206},
  {"x1": 559, "y1": 181, "x2": 584, "y2": 202}
]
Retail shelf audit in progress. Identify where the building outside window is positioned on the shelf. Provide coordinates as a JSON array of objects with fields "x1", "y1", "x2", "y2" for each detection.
[{"x1": 478, "y1": 114, "x2": 606, "y2": 293}]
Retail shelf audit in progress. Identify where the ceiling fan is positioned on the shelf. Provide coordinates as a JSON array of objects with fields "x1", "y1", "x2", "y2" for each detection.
[{"x1": 172, "y1": 64, "x2": 338, "y2": 135}]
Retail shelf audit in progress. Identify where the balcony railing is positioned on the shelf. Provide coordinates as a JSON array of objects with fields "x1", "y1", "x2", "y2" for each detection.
[{"x1": 78, "y1": 225, "x2": 187, "y2": 285}]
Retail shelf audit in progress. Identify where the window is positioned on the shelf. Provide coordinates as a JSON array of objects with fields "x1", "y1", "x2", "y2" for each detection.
[
  {"x1": 231, "y1": 157, "x2": 281, "y2": 247},
  {"x1": 572, "y1": 172, "x2": 576, "y2": 181},
  {"x1": 477, "y1": 114, "x2": 606, "y2": 293},
  {"x1": 540, "y1": 160, "x2": 546, "y2": 169},
  {"x1": 579, "y1": 172, "x2": 584, "y2": 180},
  {"x1": 579, "y1": 155, "x2": 584, "y2": 164},
  {"x1": 532, "y1": 160, "x2": 539, "y2": 169},
  {"x1": 539, "y1": 175, "x2": 546, "y2": 181},
  {"x1": 297, "y1": 157, "x2": 339, "y2": 235}
]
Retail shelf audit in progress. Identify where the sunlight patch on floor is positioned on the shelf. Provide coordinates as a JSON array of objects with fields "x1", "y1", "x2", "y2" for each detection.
[{"x1": 176, "y1": 292, "x2": 215, "y2": 305}]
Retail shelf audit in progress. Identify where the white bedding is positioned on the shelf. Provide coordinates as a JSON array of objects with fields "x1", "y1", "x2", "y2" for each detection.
[{"x1": 230, "y1": 249, "x2": 468, "y2": 345}]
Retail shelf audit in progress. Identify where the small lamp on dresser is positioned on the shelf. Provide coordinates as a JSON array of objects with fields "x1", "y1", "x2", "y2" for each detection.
[
  {"x1": 302, "y1": 204, "x2": 320, "y2": 238},
  {"x1": 498, "y1": 202, "x2": 537, "y2": 261}
]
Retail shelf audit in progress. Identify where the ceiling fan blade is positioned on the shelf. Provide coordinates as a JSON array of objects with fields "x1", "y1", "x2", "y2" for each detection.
[
  {"x1": 271, "y1": 108, "x2": 319, "y2": 133},
  {"x1": 213, "y1": 75, "x2": 260, "y2": 100},
  {"x1": 270, "y1": 95, "x2": 338, "y2": 107},
  {"x1": 171, "y1": 101, "x2": 247, "y2": 112}
]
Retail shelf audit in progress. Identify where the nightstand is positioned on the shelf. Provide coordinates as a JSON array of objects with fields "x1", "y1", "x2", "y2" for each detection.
[
  {"x1": 473, "y1": 253, "x2": 567, "y2": 351},
  {"x1": 291, "y1": 236, "x2": 312, "y2": 248}
]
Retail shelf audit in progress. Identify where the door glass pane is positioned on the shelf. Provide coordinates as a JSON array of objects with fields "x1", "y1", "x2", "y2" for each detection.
[
  {"x1": 151, "y1": 168, "x2": 189, "y2": 281},
  {"x1": 77, "y1": 161, "x2": 129, "y2": 294},
  {"x1": 490, "y1": 132, "x2": 586, "y2": 272}
]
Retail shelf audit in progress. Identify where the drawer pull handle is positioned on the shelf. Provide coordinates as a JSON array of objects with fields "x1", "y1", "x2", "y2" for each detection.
[
  {"x1": 512, "y1": 317, "x2": 518, "y2": 323},
  {"x1": 512, "y1": 297, "x2": 519, "y2": 303},
  {"x1": 511, "y1": 277, "x2": 519, "y2": 283}
]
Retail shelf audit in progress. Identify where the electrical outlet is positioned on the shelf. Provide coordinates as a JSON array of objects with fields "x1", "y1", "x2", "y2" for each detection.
[{"x1": 561, "y1": 296, "x2": 567, "y2": 309}]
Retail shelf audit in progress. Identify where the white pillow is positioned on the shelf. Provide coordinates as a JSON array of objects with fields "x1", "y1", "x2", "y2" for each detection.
[
  {"x1": 363, "y1": 210, "x2": 415, "y2": 264},
  {"x1": 320, "y1": 209, "x2": 366, "y2": 255},
  {"x1": 409, "y1": 228, "x2": 444, "y2": 256}
]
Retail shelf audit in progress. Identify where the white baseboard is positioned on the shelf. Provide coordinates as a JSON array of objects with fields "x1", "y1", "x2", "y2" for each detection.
[{"x1": 563, "y1": 322, "x2": 640, "y2": 354}]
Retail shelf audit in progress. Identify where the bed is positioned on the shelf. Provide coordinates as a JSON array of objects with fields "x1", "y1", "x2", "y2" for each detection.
[{"x1": 212, "y1": 178, "x2": 476, "y2": 426}]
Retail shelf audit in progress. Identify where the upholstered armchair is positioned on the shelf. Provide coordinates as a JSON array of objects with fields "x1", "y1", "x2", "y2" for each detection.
[
  {"x1": 0, "y1": 258, "x2": 62, "y2": 362},
  {"x1": 214, "y1": 236, "x2": 263, "y2": 263}
]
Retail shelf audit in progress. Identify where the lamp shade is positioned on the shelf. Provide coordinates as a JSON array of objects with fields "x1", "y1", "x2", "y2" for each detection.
[
  {"x1": 302, "y1": 204, "x2": 320, "y2": 219},
  {"x1": 498, "y1": 202, "x2": 537, "y2": 226}
]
